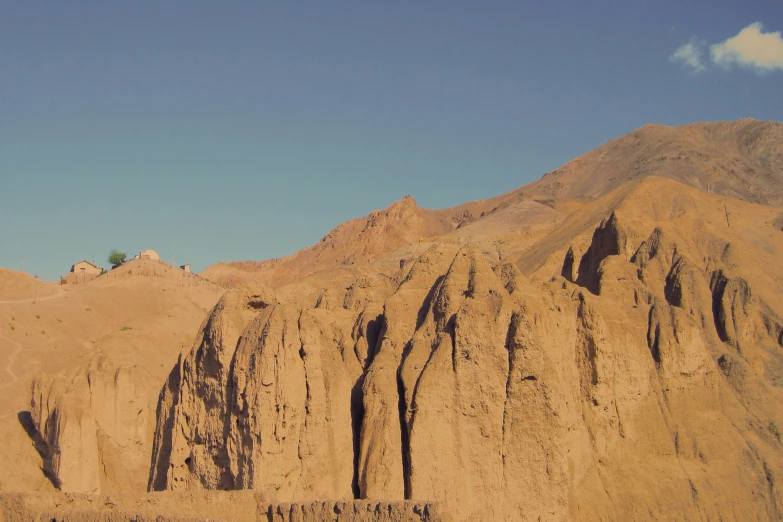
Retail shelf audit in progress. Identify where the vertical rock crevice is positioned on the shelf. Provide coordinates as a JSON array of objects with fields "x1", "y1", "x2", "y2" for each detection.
[
  {"x1": 139, "y1": 213, "x2": 783, "y2": 521},
  {"x1": 576, "y1": 212, "x2": 628, "y2": 294}
]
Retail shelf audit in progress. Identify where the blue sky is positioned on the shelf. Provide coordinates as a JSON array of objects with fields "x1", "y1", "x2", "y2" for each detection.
[{"x1": 1, "y1": 1, "x2": 782, "y2": 280}]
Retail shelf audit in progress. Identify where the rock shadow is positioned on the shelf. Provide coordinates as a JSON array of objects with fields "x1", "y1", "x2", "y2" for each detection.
[{"x1": 17, "y1": 410, "x2": 59, "y2": 488}]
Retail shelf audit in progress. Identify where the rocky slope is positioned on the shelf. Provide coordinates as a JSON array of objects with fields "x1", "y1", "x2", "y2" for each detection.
[
  {"x1": 202, "y1": 196, "x2": 451, "y2": 289},
  {"x1": 30, "y1": 358, "x2": 148, "y2": 493},
  {"x1": 147, "y1": 176, "x2": 783, "y2": 521},
  {"x1": 203, "y1": 119, "x2": 783, "y2": 293},
  {"x1": 516, "y1": 118, "x2": 783, "y2": 205},
  {"x1": 12, "y1": 119, "x2": 783, "y2": 521},
  {"x1": 0, "y1": 259, "x2": 225, "y2": 493}
]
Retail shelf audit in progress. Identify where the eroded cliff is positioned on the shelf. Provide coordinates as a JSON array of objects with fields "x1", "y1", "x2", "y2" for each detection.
[
  {"x1": 149, "y1": 181, "x2": 783, "y2": 521},
  {"x1": 30, "y1": 358, "x2": 149, "y2": 494}
]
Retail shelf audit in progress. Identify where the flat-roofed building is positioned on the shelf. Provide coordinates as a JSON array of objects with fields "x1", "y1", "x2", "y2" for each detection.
[
  {"x1": 61, "y1": 260, "x2": 103, "y2": 284},
  {"x1": 71, "y1": 260, "x2": 102, "y2": 275}
]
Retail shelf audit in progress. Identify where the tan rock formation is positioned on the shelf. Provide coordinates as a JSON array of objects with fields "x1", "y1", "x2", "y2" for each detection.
[
  {"x1": 9, "y1": 119, "x2": 783, "y2": 521},
  {"x1": 30, "y1": 358, "x2": 148, "y2": 494},
  {"x1": 202, "y1": 119, "x2": 783, "y2": 297},
  {"x1": 149, "y1": 284, "x2": 277, "y2": 491},
  {"x1": 149, "y1": 174, "x2": 783, "y2": 520}
]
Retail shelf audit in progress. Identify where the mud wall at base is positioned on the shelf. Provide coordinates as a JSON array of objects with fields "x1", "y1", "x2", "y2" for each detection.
[
  {"x1": 263, "y1": 501, "x2": 443, "y2": 522},
  {"x1": 0, "y1": 493, "x2": 445, "y2": 522}
]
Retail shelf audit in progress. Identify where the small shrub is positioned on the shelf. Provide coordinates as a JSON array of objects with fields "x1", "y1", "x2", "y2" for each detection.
[
  {"x1": 85, "y1": 308, "x2": 92, "y2": 312},
  {"x1": 57, "y1": 318, "x2": 62, "y2": 323},
  {"x1": 9, "y1": 325, "x2": 14, "y2": 331},
  {"x1": 109, "y1": 249, "x2": 127, "y2": 268},
  {"x1": 770, "y1": 422, "x2": 780, "y2": 440},
  {"x1": 35, "y1": 314, "x2": 40, "y2": 319},
  {"x1": 120, "y1": 326, "x2": 133, "y2": 331}
]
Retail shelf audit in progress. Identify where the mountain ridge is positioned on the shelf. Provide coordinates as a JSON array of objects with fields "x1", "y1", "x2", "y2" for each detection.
[
  {"x1": 3, "y1": 118, "x2": 783, "y2": 522},
  {"x1": 202, "y1": 118, "x2": 783, "y2": 289}
]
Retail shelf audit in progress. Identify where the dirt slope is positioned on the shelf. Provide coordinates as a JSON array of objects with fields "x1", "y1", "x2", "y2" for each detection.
[
  {"x1": 0, "y1": 268, "x2": 59, "y2": 302},
  {"x1": 0, "y1": 260, "x2": 225, "y2": 493}
]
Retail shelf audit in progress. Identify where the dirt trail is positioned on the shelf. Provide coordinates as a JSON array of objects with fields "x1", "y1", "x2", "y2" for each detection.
[
  {"x1": 0, "y1": 289, "x2": 65, "y2": 305},
  {"x1": 0, "y1": 290, "x2": 65, "y2": 390},
  {"x1": 0, "y1": 329, "x2": 21, "y2": 389}
]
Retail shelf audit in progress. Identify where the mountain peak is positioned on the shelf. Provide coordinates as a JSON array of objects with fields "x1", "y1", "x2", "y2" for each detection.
[
  {"x1": 384, "y1": 195, "x2": 417, "y2": 217},
  {"x1": 521, "y1": 118, "x2": 783, "y2": 205}
]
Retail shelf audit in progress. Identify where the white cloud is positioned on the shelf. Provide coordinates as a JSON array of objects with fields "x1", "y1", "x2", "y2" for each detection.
[
  {"x1": 710, "y1": 22, "x2": 783, "y2": 73},
  {"x1": 670, "y1": 40, "x2": 706, "y2": 73}
]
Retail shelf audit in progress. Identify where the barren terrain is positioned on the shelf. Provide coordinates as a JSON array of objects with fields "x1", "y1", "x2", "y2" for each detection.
[{"x1": 2, "y1": 118, "x2": 782, "y2": 521}]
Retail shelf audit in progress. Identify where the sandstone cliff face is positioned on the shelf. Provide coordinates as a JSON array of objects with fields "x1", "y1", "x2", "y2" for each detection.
[
  {"x1": 148, "y1": 284, "x2": 277, "y2": 492},
  {"x1": 30, "y1": 358, "x2": 148, "y2": 494},
  {"x1": 150, "y1": 199, "x2": 783, "y2": 520},
  {"x1": 13, "y1": 121, "x2": 783, "y2": 520}
]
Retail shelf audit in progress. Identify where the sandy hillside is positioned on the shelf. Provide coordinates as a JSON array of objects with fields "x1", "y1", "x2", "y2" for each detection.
[
  {"x1": 0, "y1": 268, "x2": 59, "y2": 302},
  {"x1": 0, "y1": 260, "x2": 225, "y2": 493}
]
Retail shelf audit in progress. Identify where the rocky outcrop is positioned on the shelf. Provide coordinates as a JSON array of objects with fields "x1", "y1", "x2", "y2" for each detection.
[
  {"x1": 358, "y1": 244, "x2": 459, "y2": 500},
  {"x1": 201, "y1": 196, "x2": 440, "y2": 288},
  {"x1": 398, "y1": 248, "x2": 512, "y2": 520},
  {"x1": 148, "y1": 284, "x2": 277, "y2": 491},
  {"x1": 229, "y1": 304, "x2": 357, "y2": 499},
  {"x1": 574, "y1": 212, "x2": 628, "y2": 294},
  {"x1": 773, "y1": 213, "x2": 783, "y2": 231},
  {"x1": 29, "y1": 358, "x2": 148, "y2": 494},
  {"x1": 148, "y1": 213, "x2": 783, "y2": 521}
]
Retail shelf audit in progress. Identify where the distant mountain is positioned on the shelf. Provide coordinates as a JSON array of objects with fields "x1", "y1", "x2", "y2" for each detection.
[
  {"x1": 516, "y1": 118, "x2": 783, "y2": 205},
  {"x1": 157, "y1": 171, "x2": 783, "y2": 521},
  {"x1": 203, "y1": 119, "x2": 783, "y2": 287}
]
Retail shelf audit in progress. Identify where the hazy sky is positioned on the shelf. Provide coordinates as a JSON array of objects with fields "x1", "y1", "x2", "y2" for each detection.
[{"x1": 2, "y1": 1, "x2": 782, "y2": 280}]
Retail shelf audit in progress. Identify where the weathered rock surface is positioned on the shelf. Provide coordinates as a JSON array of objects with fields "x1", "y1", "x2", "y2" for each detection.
[
  {"x1": 148, "y1": 284, "x2": 277, "y2": 492},
  {"x1": 29, "y1": 358, "x2": 148, "y2": 494},
  {"x1": 150, "y1": 182, "x2": 783, "y2": 520},
  {"x1": 15, "y1": 120, "x2": 783, "y2": 521}
]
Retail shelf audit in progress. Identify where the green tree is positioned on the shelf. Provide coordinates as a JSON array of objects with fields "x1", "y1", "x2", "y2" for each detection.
[{"x1": 108, "y1": 249, "x2": 127, "y2": 268}]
